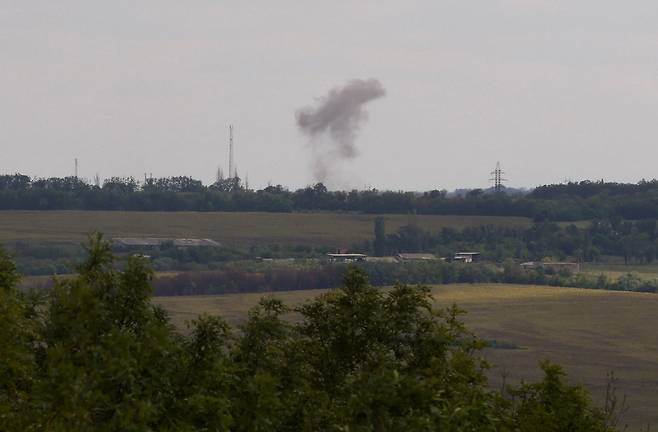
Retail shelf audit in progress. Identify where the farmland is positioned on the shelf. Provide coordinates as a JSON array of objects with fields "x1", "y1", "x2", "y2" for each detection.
[
  {"x1": 155, "y1": 283, "x2": 658, "y2": 430},
  {"x1": 0, "y1": 210, "x2": 532, "y2": 246},
  {"x1": 582, "y1": 263, "x2": 658, "y2": 281}
]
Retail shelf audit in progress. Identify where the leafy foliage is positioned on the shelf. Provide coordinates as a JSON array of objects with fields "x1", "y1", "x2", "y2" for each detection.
[
  {"x1": 0, "y1": 236, "x2": 620, "y2": 431},
  {"x1": 4, "y1": 173, "x2": 658, "y2": 221},
  {"x1": 378, "y1": 218, "x2": 658, "y2": 265},
  {"x1": 506, "y1": 361, "x2": 611, "y2": 431},
  {"x1": 151, "y1": 259, "x2": 658, "y2": 297}
]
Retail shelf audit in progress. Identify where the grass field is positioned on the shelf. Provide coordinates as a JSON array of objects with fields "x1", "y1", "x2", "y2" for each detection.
[
  {"x1": 0, "y1": 210, "x2": 532, "y2": 247},
  {"x1": 582, "y1": 263, "x2": 658, "y2": 281},
  {"x1": 155, "y1": 284, "x2": 658, "y2": 430}
]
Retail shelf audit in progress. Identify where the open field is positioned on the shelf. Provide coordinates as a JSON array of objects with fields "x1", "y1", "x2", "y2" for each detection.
[
  {"x1": 582, "y1": 263, "x2": 658, "y2": 281},
  {"x1": 0, "y1": 210, "x2": 532, "y2": 247},
  {"x1": 155, "y1": 284, "x2": 658, "y2": 430}
]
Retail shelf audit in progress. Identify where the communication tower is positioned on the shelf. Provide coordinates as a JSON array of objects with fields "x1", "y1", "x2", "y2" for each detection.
[{"x1": 228, "y1": 125, "x2": 235, "y2": 179}]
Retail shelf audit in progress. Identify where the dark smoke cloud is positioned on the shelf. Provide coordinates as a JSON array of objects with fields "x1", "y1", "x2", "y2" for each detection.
[{"x1": 296, "y1": 78, "x2": 386, "y2": 183}]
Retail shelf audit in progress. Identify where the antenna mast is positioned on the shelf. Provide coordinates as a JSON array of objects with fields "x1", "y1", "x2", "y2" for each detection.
[
  {"x1": 228, "y1": 125, "x2": 234, "y2": 179},
  {"x1": 489, "y1": 161, "x2": 507, "y2": 192},
  {"x1": 74, "y1": 158, "x2": 78, "y2": 178}
]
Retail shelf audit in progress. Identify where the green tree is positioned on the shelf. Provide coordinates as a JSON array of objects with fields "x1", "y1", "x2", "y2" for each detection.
[
  {"x1": 33, "y1": 234, "x2": 184, "y2": 430},
  {"x1": 0, "y1": 247, "x2": 36, "y2": 431},
  {"x1": 0, "y1": 238, "x2": 622, "y2": 431},
  {"x1": 507, "y1": 361, "x2": 613, "y2": 431},
  {"x1": 373, "y1": 216, "x2": 387, "y2": 256},
  {"x1": 291, "y1": 267, "x2": 501, "y2": 430}
]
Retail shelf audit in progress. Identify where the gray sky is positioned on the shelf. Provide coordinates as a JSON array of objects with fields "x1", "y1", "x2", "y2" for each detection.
[{"x1": 2, "y1": 1, "x2": 658, "y2": 190}]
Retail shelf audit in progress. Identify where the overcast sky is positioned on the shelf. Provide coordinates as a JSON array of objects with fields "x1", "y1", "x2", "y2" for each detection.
[{"x1": 3, "y1": 1, "x2": 658, "y2": 190}]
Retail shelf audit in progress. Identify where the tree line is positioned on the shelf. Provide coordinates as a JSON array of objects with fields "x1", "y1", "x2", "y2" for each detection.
[
  {"x1": 0, "y1": 235, "x2": 623, "y2": 430},
  {"x1": 3, "y1": 173, "x2": 658, "y2": 220},
  {"x1": 373, "y1": 217, "x2": 658, "y2": 264},
  {"x1": 151, "y1": 260, "x2": 657, "y2": 297}
]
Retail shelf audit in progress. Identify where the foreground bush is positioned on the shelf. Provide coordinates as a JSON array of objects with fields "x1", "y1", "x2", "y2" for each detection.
[{"x1": 0, "y1": 235, "x2": 618, "y2": 431}]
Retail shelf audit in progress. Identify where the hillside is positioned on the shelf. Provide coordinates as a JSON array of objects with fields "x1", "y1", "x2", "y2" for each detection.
[{"x1": 155, "y1": 284, "x2": 658, "y2": 430}]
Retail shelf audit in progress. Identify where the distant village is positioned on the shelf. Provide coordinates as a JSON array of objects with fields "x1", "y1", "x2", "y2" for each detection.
[{"x1": 113, "y1": 237, "x2": 581, "y2": 273}]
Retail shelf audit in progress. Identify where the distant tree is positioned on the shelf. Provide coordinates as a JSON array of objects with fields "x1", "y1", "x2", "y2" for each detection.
[
  {"x1": 261, "y1": 184, "x2": 287, "y2": 194},
  {"x1": 0, "y1": 174, "x2": 31, "y2": 191},
  {"x1": 211, "y1": 176, "x2": 242, "y2": 193},
  {"x1": 142, "y1": 176, "x2": 204, "y2": 193},
  {"x1": 425, "y1": 189, "x2": 447, "y2": 199},
  {"x1": 373, "y1": 216, "x2": 387, "y2": 256},
  {"x1": 102, "y1": 176, "x2": 138, "y2": 193},
  {"x1": 467, "y1": 188, "x2": 484, "y2": 198}
]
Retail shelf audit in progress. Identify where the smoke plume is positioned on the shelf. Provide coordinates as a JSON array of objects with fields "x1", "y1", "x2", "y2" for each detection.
[{"x1": 296, "y1": 78, "x2": 386, "y2": 184}]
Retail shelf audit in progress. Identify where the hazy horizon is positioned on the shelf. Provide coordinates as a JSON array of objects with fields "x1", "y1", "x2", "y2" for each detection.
[{"x1": 3, "y1": 1, "x2": 658, "y2": 191}]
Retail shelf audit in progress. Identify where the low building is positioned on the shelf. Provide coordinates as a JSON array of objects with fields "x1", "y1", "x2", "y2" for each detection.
[
  {"x1": 396, "y1": 253, "x2": 437, "y2": 261},
  {"x1": 453, "y1": 252, "x2": 480, "y2": 263},
  {"x1": 520, "y1": 261, "x2": 580, "y2": 273},
  {"x1": 113, "y1": 238, "x2": 221, "y2": 248},
  {"x1": 365, "y1": 256, "x2": 398, "y2": 263},
  {"x1": 327, "y1": 253, "x2": 367, "y2": 262}
]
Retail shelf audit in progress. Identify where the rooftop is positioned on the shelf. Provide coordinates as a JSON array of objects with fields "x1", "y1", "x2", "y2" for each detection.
[
  {"x1": 327, "y1": 253, "x2": 368, "y2": 258},
  {"x1": 396, "y1": 253, "x2": 437, "y2": 260},
  {"x1": 113, "y1": 238, "x2": 221, "y2": 247}
]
